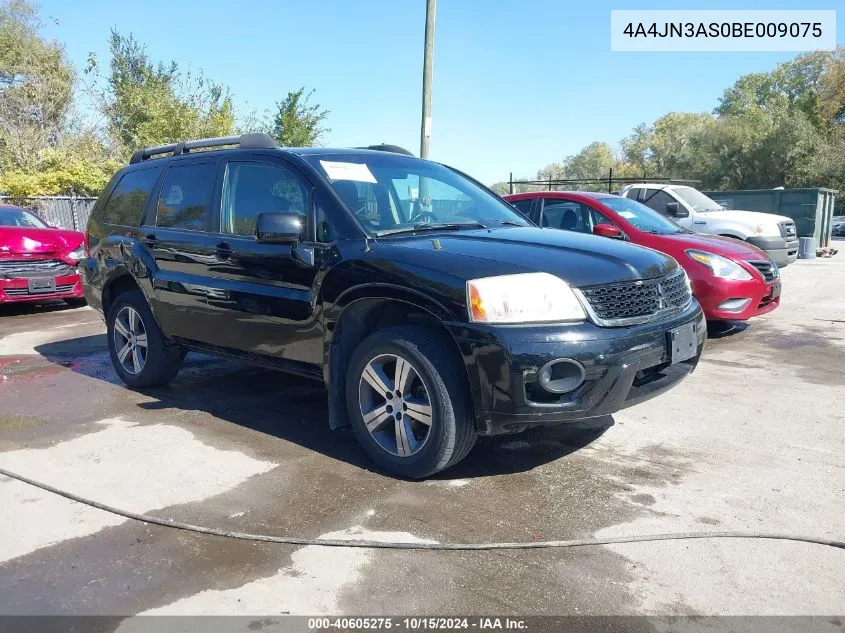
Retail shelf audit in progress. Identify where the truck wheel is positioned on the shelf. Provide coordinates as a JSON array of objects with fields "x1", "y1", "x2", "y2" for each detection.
[
  {"x1": 346, "y1": 325, "x2": 476, "y2": 479},
  {"x1": 106, "y1": 290, "x2": 184, "y2": 388}
]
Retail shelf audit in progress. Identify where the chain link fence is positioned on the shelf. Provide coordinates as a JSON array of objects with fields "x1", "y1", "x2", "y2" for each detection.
[{"x1": 0, "y1": 196, "x2": 97, "y2": 231}]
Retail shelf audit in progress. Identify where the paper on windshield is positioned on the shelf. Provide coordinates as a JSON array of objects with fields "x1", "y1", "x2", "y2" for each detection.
[
  {"x1": 618, "y1": 210, "x2": 636, "y2": 219},
  {"x1": 320, "y1": 160, "x2": 377, "y2": 184}
]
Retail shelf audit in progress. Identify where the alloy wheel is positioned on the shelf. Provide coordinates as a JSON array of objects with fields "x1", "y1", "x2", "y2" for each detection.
[
  {"x1": 358, "y1": 353, "x2": 433, "y2": 457},
  {"x1": 113, "y1": 306, "x2": 148, "y2": 375}
]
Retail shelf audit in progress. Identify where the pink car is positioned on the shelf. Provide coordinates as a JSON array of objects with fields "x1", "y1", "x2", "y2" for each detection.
[{"x1": 0, "y1": 205, "x2": 86, "y2": 307}]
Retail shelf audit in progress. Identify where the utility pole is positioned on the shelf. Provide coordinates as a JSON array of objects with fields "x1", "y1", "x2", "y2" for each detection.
[
  {"x1": 419, "y1": 0, "x2": 436, "y2": 212},
  {"x1": 420, "y1": 0, "x2": 436, "y2": 160}
]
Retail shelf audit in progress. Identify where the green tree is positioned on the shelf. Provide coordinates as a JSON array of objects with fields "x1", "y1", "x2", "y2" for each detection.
[
  {"x1": 818, "y1": 47, "x2": 845, "y2": 125},
  {"x1": 622, "y1": 112, "x2": 718, "y2": 179},
  {"x1": 270, "y1": 87, "x2": 328, "y2": 147},
  {"x1": 0, "y1": 0, "x2": 74, "y2": 170},
  {"x1": 99, "y1": 30, "x2": 234, "y2": 152}
]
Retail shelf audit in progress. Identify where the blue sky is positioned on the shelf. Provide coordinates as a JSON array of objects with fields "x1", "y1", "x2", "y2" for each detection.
[{"x1": 36, "y1": 0, "x2": 843, "y2": 184}]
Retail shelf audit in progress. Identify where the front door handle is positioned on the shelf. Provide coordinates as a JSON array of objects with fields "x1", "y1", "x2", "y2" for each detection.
[
  {"x1": 143, "y1": 234, "x2": 159, "y2": 247},
  {"x1": 215, "y1": 242, "x2": 232, "y2": 260}
]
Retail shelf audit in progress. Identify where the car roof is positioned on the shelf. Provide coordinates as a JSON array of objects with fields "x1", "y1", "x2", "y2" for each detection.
[
  {"x1": 505, "y1": 191, "x2": 618, "y2": 200},
  {"x1": 290, "y1": 147, "x2": 415, "y2": 158},
  {"x1": 624, "y1": 183, "x2": 686, "y2": 189},
  {"x1": 122, "y1": 146, "x2": 425, "y2": 173}
]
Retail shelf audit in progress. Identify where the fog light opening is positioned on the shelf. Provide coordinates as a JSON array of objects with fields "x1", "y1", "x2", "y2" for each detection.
[
  {"x1": 717, "y1": 298, "x2": 752, "y2": 313},
  {"x1": 538, "y1": 359, "x2": 585, "y2": 394}
]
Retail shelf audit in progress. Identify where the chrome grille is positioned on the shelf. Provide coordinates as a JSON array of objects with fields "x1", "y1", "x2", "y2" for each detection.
[
  {"x1": 579, "y1": 269, "x2": 691, "y2": 325},
  {"x1": 0, "y1": 259, "x2": 76, "y2": 279},
  {"x1": 4, "y1": 283, "x2": 76, "y2": 296},
  {"x1": 748, "y1": 260, "x2": 779, "y2": 282}
]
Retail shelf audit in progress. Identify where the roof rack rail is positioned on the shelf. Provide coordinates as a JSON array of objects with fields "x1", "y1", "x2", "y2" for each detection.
[
  {"x1": 356, "y1": 144, "x2": 415, "y2": 157},
  {"x1": 129, "y1": 133, "x2": 279, "y2": 164}
]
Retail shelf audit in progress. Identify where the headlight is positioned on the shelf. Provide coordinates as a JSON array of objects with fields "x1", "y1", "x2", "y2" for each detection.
[
  {"x1": 467, "y1": 272, "x2": 586, "y2": 324},
  {"x1": 686, "y1": 250, "x2": 752, "y2": 281},
  {"x1": 67, "y1": 245, "x2": 85, "y2": 261}
]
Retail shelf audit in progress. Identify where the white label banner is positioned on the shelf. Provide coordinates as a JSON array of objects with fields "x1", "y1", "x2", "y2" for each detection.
[{"x1": 611, "y1": 10, "x2": 836, "y2": 51}]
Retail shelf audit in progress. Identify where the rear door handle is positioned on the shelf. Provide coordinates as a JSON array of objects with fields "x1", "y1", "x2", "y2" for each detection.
[{"x1": 215, "y1": 242, "x2": 232, "y2": 260}]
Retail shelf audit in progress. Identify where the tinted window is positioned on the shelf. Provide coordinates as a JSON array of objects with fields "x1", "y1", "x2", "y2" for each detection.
[
  {"x1": 315, "y1": 203, "x2": 336, "y2": 243},
  {"x1": 541, "y1": 200, "x2": 591, "y2": 233},
  {"x1": 589, "y1": 207, "x2": 615, "y2": 227},
  {"x1": 509, "y1": 199, "x2": 534, "y2": 218},
  {"x1": 156, "y1": 163, "x2": 216, "y2": 231},
  {"x1": 641, "y1": 189, "x2": 675, "y2": 215},
  {"x1": 103, "y1": 168, "x2": 161, "y2": 227},
  {"x1": 221, "y1": 162, "x2": 308, "y2": 237}
]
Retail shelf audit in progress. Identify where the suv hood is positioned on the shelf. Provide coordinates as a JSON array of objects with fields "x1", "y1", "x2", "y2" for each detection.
[
  {"x1": 701, "y1": 208, "x2": 792, "y2": 225},
  {"x1": 377, "y1": 226, "x2": 676, "y2": 287},
  {"x1": 0, "y1": 226, "x2": 84, "y2": 257}
]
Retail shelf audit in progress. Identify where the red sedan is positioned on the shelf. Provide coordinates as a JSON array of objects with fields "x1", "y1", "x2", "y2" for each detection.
[
  {"x1": 0, "y1": 205, "x2": 86, "y2": 307},
  {"x1": 504, "y1": 192, "x2": 780, "y2": 321}
]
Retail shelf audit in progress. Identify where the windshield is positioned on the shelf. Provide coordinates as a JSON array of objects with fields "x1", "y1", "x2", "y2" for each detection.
[
  {"x1": 672, "y1": 186, "x2": 725, "y2": 212},
  {"x1": 0, "y1": 207, "x2": 49, "y2": 228},
  {"x1": 599, "y1": 197, "x2": 686, "y2": 235},
  {"x1": 305, "y1": 153, "x2": 531, "y2": 235}
]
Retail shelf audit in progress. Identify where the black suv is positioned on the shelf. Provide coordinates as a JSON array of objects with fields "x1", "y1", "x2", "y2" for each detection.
[{"x1": 81, "y1": 134, "x2": 706, "y2": 478}]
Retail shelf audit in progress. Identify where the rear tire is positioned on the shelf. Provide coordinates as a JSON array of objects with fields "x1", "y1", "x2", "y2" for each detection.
[
  {"x1": 64, "y1": 298, "x2": 87, "y2": 308},
  {"x1": 345, "y1": 325, "x2": 476, "y2": 478},
  {"x1": 106, "y1": 290, "x2": 184, "y2": 388}
]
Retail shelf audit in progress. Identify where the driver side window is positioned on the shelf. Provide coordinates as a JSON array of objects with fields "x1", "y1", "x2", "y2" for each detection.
[
  {"x1": 641, "y1": 189, "x2": 675, "y2": 216},
  {"x1": 221, "y1": 161, "x2": 309, "y2": 237}
]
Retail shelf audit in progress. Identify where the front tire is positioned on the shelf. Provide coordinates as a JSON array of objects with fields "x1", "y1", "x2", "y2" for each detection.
[
  {"x1": 346, "y1": 325, "x2": 476, "y2": 478},
  {"x1": 106, "y1": 290, "x2": 184, "y2": 388},
  {"x1": 64, "y1": 297, "x2": 87, "y2": 308}
]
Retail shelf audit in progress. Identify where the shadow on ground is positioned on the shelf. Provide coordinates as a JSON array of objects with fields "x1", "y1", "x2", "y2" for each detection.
[
  {"x1": 0, "y1": 299, "x2": 78, "y2": 318},
  {"x1": 34, "y1": 334, "x2": 611, "y2": 479},
  {"x1": 706, "y1": 319, "x2": 750, "y2": 339}
]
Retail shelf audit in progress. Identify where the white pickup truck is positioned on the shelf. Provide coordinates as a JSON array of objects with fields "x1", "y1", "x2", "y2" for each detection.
[{"x1": 618, "y1": 184, "x2": 799, "y2": 267}]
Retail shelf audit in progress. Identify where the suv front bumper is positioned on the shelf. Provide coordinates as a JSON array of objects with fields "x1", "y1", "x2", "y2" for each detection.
[
  {"x1": 446, "y1": 301, "x2": 706, "y2": 435},
  {"x1": 746, "y1": 236, "x2": 799, "y2": 267}
]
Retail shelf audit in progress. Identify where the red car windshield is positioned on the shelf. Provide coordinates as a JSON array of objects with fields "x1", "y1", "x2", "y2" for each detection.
[
  {"x1": 0, "y1": 207, "x2": 49, "y2": 229},
  {"x1": 599, "y1": 197, "x2": 686, "y2": 235}
]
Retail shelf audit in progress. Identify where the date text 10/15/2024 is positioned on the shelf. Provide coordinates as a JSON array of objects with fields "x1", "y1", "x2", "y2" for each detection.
[{"x1": 308, "y1": 617, "x2": 528, "y2": 631}]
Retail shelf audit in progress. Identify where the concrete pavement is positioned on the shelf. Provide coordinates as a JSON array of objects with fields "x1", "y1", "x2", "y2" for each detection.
[{"x1": 0, "y1": 257, "x2": 842, "y2": 619}]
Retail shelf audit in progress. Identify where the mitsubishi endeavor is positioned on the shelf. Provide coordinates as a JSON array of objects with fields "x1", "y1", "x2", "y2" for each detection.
[{"x1": 81, "y1": 134, "x2": 706, "y2": 478}]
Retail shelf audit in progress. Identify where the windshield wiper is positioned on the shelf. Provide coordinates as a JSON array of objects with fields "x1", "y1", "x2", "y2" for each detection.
[
  {"x1": 498, "y1": 220, "x2": 527, "y2": 227},
  {"x1": 375, "y1": 221, "x2": 488, "y2": 237}
]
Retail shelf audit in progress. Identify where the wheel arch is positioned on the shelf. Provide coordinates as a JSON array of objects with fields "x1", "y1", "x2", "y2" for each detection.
[
  {"x1": 101, "y1": 269, "x2": 145, "y2": 318},
  {"x1": 324, "y1": 293, "x2": 473, "y2": 431}
]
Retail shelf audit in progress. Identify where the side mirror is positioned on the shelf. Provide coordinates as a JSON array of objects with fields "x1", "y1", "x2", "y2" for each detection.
[
  {"x1": 593, "y1": 223, "x2": 623, "y2": 239},
  {"x1": 666, "y1": 201, "x2": 689, "y2": 218},
  {"x1": 255, "y1": 212, "x2": 303, "y2": 244}
]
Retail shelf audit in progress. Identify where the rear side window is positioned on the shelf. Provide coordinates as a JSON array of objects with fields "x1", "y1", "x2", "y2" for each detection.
[
  {"x1": 101, "y1": 168, "x2": 161, "y2": 227},
  {"x1": 156, "y1": 163, "x2": 216, "y2": 231},
  {"x1": 540, "y1": 200, "x2": 591, "y2": 233}
]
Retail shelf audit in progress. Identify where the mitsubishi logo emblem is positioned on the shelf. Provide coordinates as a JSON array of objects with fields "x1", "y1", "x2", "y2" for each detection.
[{"x1": 657, "y1": 283, "x2": 666, "y2": 310}]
